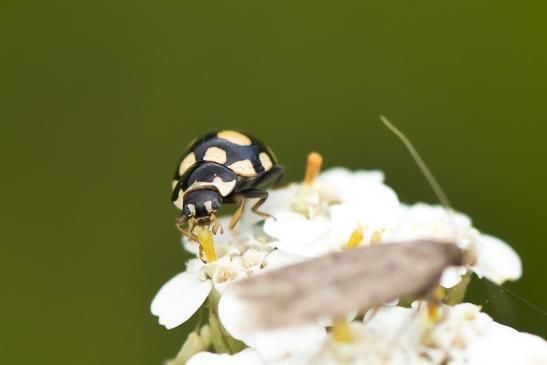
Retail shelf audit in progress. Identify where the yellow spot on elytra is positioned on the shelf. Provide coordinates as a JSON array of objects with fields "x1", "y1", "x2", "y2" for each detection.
[
  {"x1": 173, "y1": 190, "x2": 184, "y2": 209},
  {"x1": 195, "y1": 226, "x2": 216, "y2": 262},
  {"x1": 204, "y1": 146, "x2": 227, "y2": 164},
  {"x1": 344, "y1": 226, "x2": 364, "y2": 250},
  {"x1": 228, "y1": 159, "x2": 256, "y2": 177},
  {"x1": 259, "y1": 152, "x2": 273, "y2": 171},
  {"x1": 179, "y1": 153, "x2": 196, "y2": 176},
  {"x1": 332, "y1": 317, "x2": 354, "y2": 343},
  {"x1": 210, "y1": 176, "x2": 236, "y2": 197},
  {"x1": 304, "y1": 152, "x2": 323, "y2": 186},
  {"x1": 217, "y1": 130, "x2": 252, "y2": 145}
]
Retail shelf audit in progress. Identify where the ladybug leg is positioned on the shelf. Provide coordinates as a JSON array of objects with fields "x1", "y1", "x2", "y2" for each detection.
[
  {"x1": 174, "y1": 223, "x2": 197, "y2": 241},
  {"x1": 229, "y1": 194, "x2": 246, "y2": 230},
  {"x1": 175, "y1": 215, "x2": 198, "y2": 241},
  {"x1": 241, "y1": 189, "x2": 274, "y2": 220},
  {"x1": 210, "y1": 213, "x2": 224, "y2": 234}
]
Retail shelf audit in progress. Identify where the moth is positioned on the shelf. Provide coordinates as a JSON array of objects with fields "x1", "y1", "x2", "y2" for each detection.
[{"x1": 223, "y1": 240, "x2": 464, "y2": 330}]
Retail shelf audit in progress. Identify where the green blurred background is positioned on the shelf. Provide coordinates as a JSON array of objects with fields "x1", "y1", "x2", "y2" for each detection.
[{"x1": 1, "y1": 1, "x2": 546, "y2": 363}]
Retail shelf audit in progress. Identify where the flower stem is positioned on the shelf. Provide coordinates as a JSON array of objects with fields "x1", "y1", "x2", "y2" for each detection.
[
  {"x1": 444, "y1": 271, "x2": 472, "y2": 305},
  {"x1": 207, "y1": 290, "x2": 246, "y2": 354},
  {"x1": 166, "y1": 325, "x2": 211, "y2": 365}
]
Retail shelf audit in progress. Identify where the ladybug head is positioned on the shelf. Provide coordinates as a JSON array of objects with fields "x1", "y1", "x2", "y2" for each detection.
[{"x1": 183, "y1": 188, "x2": 222, "y2": 226}]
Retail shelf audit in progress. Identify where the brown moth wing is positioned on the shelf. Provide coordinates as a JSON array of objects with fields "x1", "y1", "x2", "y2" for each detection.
[{"x1": 228, "y1": 240, "x2": 463, "y2": 330}]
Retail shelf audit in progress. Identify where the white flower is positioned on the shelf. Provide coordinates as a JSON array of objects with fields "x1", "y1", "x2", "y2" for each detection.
[
  {"x1": 379, "y1": 303, "x2": 547, "y2": 365},
  {"x1": 473, "y1": 234, "x2": 522, "y2": 284},
  {"x1": 391, "y1": 203, "x2": 522, "y2": 287},
  {"x1": 218, "y1": 303, "x2": 547, "y2": 365},
  {"x1": 253, "y1": 325, "x2": 327, "y2": 364},
  {"x1": 151, "y1": 235, "x2": 274, "y2": 330},
  {"x1": 153, "y1": 164, "x2": 535, "y2": 365},
  {"x1": 150, "y1": 270, "x2": 212, "y2": 330},
  {"x1": 186, "y1": 349, "x2": 262, "y2": 365},
  {"x1": 264, "y1": 168, "x2": 400, "y2": 257},
  {"x1": 347, "y1": 303, "x2": 547, "y2": 365},
  {"x1": 218, "y1": 290, "x2": 329, "y2": 363}
]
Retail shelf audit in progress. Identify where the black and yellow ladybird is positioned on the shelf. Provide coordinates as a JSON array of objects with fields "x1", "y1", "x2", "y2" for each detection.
[{"x1": 171, "y1": 130, "x2": 284, "y2": 238}]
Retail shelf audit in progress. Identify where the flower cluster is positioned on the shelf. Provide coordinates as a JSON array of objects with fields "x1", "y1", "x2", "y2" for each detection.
[
  {"x1": 151, "y1": 167, "x2": 545, "y2": 364},
  {"x1": 194, "y1": 303, "x2": 547, "y2": 365}
]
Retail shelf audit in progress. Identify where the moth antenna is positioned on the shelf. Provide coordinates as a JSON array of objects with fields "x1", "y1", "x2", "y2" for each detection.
[
  {"x1": 379, "y1": 115, "x2": 453, "y2": 211},
  {"x1": 380, "y1": 116, "x2": 547, "y2": 324}
]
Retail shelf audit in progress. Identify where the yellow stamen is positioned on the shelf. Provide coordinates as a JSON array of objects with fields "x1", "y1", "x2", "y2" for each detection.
[
  {"x1": 332, "y1": 316, "x2": 354, "y2": 343},
  {"x1": 427, "y1": 286, "x2": 446, "y2": 322},
  {"x1": 304, "y1": 152, "x2": 323, "y2": 186},
  {"x1": 291, "y1": 152, "x2": 324, "y2": 217},
  {"x1": 427, "y1": 302, "x2": 439, "y2": 322},
  {"x1": 327, "y1": 228, "x2": 364, "y2": 342},
  {"x1": 370, "y1": 230, "x2": 383, "y2": 245},
  {"x1": 195, "y1": 226, "x2": 216, "y2": 262},
  {"x1": 344, "y1": 226, "x2": 364, "y2": 250}
]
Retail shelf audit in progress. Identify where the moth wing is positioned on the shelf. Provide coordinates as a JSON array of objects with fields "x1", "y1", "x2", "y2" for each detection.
[{"x1": 225, "y1": 240, "x2": 463, "y2": 330}]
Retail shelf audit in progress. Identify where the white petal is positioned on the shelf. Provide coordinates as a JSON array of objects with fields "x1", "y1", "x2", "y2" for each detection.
[
  {"x1": 392, "y1": 203, "x2": 474, "y2": 243},
  {"x1": 187, "y1": 349, "x2": 262, "y2": 365},
  {"x1": 260, "y1": 183, "x2": 301, "y2": 214},
  {"x1": 182, "y1": 238, "x2": 200, "y2": 255},
  {"x1": 474, "y1": 234, "x2": 522, "y2": 284},
  {"x1": 238, "y1": 184, "x2": 301, "y2": 228},
  {"x1": 254, "y1": 325, "x2": 327, "y2": 364},
  {"x1": 275, "y1": 231, "x2": 335, "y2": 257},
  {"x1": 242, "y1": 248, "x2": 270, "y2": 270},
  {"x1": 440, "y1": 266, "x2": 467, "y2": 288},
  {"x1": 218, "y1": 286, "x2": 325, "y2": 353},
  {"x1": 362, "y1": 306, "x2": 414, "y2": 335},
  {"x1": 264, "y1": 249, "x2": 306, "y2": 270},
  {"x1": 150, "y1": 272, "x2": 212, "y2": 329},
  {"x1": 185, "y1": 258, "x2": 207, "y2": 278},
  {"x1": 264, "y1": 211, "x2": 331, "y2": 254},
  {"x1": 316, "y1": 168, "x2": 385, "y2": 198},
  {"x1": 468, "y1": 321, "x2": 547, "y2": 365},
  {"x1": 217, "y1": 288, "x2": 256, "y2": 346}
]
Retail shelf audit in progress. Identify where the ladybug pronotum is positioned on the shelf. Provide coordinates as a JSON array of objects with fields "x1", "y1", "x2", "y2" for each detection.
[{"x1": 171, "y1": 130, "x2": 285, "y2": 239}]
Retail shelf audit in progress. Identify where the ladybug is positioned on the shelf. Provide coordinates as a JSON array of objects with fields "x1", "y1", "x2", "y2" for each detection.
[{"x1": 171, "y1": 130, "x2": 285, "y2": 239}]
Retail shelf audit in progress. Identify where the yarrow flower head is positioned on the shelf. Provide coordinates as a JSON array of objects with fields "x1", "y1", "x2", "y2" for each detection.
[
  {"x1": 151, "y1": 154, "x2": 545, "y2": 364},
  {"x1": 196, "y1": 303, "x2": 547, "y2": 365},
  {"x1": 151, "y1": 216, "x2": 276, "y2": 329},
  {"x1": 391, "y1": 203, "x2": 522, "y2": 288},
  {"x1": 264, "y1": 167, "x2": 400, "y2": 256}
]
